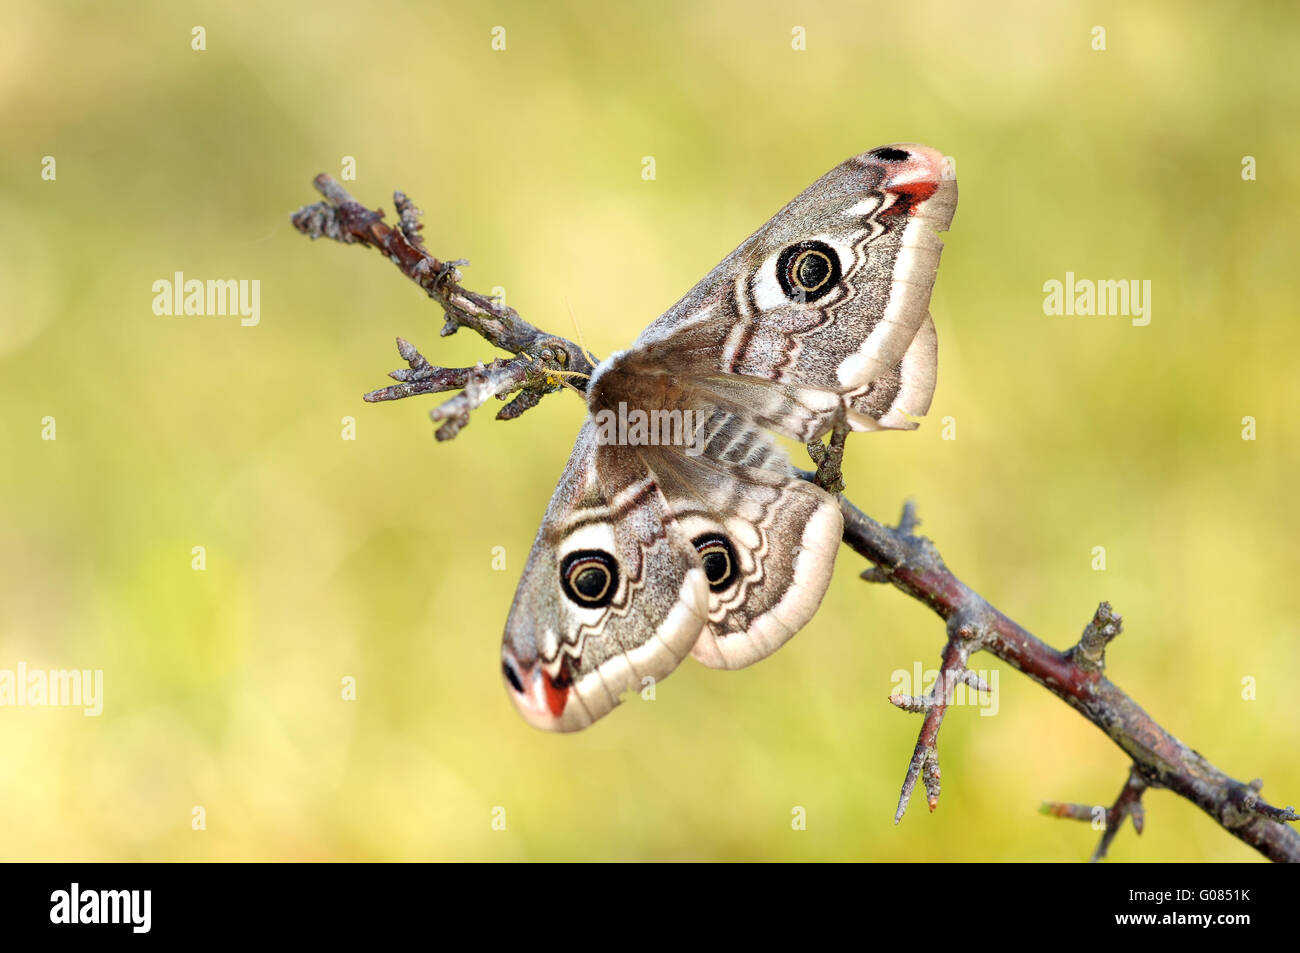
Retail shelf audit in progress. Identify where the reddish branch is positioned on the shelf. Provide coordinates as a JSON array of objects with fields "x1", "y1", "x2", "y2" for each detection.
[
  {"x1": 292, "y1": 175, "x2": 1299, "y2": 863},
  {"x1": 1042, "y1": 765, "x2": 1148, "y2": 862},
  {"x1": 886, "y1": 613, "x2": 990, "y2": 822},
  {"x1": 837, "y1": 501, "x2": 1299, "y2": 861}
]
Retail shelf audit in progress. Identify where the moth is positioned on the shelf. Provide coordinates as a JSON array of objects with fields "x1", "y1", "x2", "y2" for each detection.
[{"x1": 501, "y1": 144, "x2": 957, "y2": 730}]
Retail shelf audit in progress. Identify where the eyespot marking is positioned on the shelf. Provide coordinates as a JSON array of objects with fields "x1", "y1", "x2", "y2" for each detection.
[
  {"x1": 560, "y1": 549, "x2": 619, "y2": 607},
  {"x1": 775, "y1": 241, "x2": 842, "y2": 304},
  {"x1": 693, "y1": 533, "x2": 739, "y2": 592}
]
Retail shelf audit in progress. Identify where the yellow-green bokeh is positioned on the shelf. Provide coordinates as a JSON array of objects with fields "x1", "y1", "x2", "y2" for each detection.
[{"x1": 2, "y1": 0, "x2": 1297, "y2": 861}]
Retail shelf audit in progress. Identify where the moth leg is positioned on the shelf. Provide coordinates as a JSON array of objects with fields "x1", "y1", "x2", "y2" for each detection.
[{"x1": 807, "y1": 404, "x2": 851, "y2": 494}]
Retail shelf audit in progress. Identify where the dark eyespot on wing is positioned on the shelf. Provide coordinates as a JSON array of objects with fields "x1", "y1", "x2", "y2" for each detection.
[
  {"x1": 775, "y1": 240, "x2": 842, "y2": 304},
  {"x1": 559, "y1": 549, "x2": 619, "y2": 607},
  {"x1": 693, "y1": 533, "x2": 738, "y2": 592}
]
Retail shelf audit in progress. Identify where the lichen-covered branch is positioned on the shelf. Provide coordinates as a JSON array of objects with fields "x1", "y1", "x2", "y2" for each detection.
[
  {"x1": 292, "y1": 175, "x2": 596, "y2": 439},
  {"x1": 292, "y1": 176, "x2": 1299, "y2": 862}
]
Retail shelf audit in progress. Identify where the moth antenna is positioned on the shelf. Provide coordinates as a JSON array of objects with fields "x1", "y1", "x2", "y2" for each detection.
[
  {"x1": 547, "y1": 367, "x2": 591, "y2": 397},
  {"x1": 520, "y1": 350, "x2": 590, "y2": 397},
  {"x1": 521, "y1": 349, "x2": 591, "y2": 383},
  {"x1": 547, "y1": 373, "x2": 586, "y2": 398},
  {"x1": 564, "y1": 298, "x2": 601, "y2": 369}
]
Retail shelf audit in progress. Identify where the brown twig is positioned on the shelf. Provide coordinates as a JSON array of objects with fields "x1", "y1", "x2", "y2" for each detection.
[
  {"x1": 292, "y1": 174, "x2": 596, "y2": 440},
  {"x1": 886, "y1": 618, "x2": 990, "y2": 822},
  {"x1": 1042, "y1": 765, "x2": 1150, "y2": 863},
  {"x1": 291, "y1": 177, "x2": 1300, "y2": 862}
]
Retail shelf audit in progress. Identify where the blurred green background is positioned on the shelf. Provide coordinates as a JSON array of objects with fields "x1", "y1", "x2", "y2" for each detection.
[{"x1": 2, "y1": 0, "x2": 1297, "y2": 861}]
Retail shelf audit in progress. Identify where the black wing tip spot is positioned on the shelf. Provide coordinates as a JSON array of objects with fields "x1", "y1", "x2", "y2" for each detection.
[
  {"x1": 869, "y1": 147, "x2": 910, "y2": 162},
  {"x1": 502, "y1": 659, "x2": 525, "y2": 693}
]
